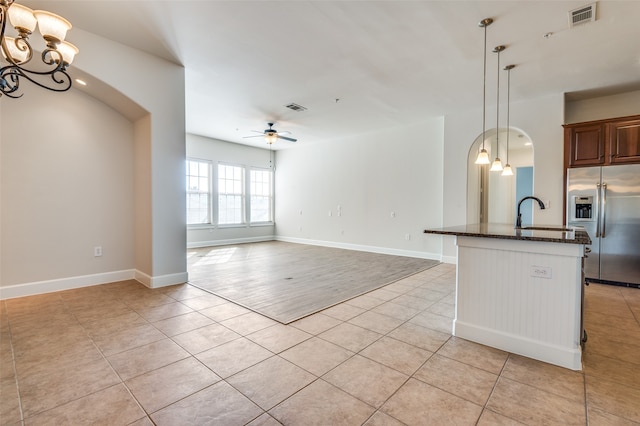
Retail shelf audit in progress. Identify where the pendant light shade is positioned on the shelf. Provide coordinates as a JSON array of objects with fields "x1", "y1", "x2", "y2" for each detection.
[
  {"x1": 490, "y1": 157, "x2": 503, "y2": 171},
  {"x1": 475, "y1": 148, "x2": 490, "y2": 165},
  {"x1": 475, "y1": 18, "x2": 493, "y2": 165},
  {"x1": 502, "y1": 164, "x2": 514, "y2": 176}
]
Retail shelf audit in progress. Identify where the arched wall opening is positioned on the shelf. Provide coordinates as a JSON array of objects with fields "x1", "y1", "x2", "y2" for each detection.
[{"x1": 467, "y1": 127, "x2": 534, "y2": 226}]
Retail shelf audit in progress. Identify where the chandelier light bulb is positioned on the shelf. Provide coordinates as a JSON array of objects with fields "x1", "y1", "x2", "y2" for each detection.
[
  {"x1": 2, "y1": 37, "x2": 29, "y2": 63},
  {"x1": 33, "y1": 10, "x2": 72, "y2": 45},
  {"x1": 57, "y1": 40, "x2": 79, "y2": 65},
  {"x1": 8, "y1": 3, "x2": 37, "y2": 34}
]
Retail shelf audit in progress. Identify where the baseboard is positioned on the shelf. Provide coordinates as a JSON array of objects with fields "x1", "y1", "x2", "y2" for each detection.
[
  {"x1": 275, "y1": 236, "x2": 441, "y2": 261},
  {"x1": 135, "y1": 270, "x2": 189, "y2": 288},
  {"x1": 0, "y1": 268, "x2": 190, "y2": 299},
  {"x1": 0, "y1": 269, "x2": 136, "y2": 300},
  {"x1": 454, "y1": 320, "x2": 582, "y2": 371},
  {"x1": 187, "y1": 235, "x2": 275, "y2": 249}
]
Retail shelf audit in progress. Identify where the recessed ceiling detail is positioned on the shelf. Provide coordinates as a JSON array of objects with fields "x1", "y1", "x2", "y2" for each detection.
[{"x1": 569, "y1": 3, "x2": 597, "y2": 28}]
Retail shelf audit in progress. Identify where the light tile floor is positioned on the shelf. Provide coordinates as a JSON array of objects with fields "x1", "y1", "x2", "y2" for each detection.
[{"x1": 1, "y1": 263, "x2": 639, "y2": 425}]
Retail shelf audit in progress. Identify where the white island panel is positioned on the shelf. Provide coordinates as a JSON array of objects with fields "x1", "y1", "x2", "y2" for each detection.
[{"x1": 455, "y1": 236, "x2": 584, "y2": 370}]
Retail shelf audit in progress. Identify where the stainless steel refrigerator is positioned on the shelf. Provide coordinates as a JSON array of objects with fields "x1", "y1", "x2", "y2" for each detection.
[{"x1": 566, "y1": 164, "x2": 640, "y2": 286}]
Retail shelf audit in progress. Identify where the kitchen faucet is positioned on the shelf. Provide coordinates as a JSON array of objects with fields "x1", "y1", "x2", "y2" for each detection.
[{"x1": 516, "y1": 196, "x2": 546, "y2": 228}]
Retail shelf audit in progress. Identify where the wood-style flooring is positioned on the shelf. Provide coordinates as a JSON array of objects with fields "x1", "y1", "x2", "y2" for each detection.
[{"x1": 187, "y1": 241, "x2": 440, "y2": 324}]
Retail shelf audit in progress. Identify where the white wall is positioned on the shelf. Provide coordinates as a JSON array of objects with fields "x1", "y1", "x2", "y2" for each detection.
[
  {"x1": 66, "y1": 29, "x2": 187, "y2": 288},
  {"x1": 1, "y1": 28, "x2": 187, "y2": 297},
  {"x1": 275, "y1": 118, "x2": 444, "y2": 260},
  {"x1": 186, "y1": 134, "x2": 275, "y2": 247},
  {"x1": 1, "y1": 86, "x2": 135, "y2": 288},
  {"x1": 565, "y1": 90, "x2": 640, "y2": 124}
]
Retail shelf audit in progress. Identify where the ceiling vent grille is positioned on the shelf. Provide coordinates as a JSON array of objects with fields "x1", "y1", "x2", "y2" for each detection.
[
  {"x1": 285, "y1": 103, "x2": 307, "y2": 112},
  {"x1": 569, "y1": 3, "x2": 597, "y2": 28}
]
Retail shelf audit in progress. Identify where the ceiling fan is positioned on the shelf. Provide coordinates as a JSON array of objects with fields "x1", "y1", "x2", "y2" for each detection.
[{"x1": 243, "y1": 122, "x2": 297, "y2": 144}]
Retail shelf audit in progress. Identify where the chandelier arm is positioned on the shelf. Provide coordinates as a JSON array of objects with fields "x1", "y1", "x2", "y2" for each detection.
[{"x1": 1, "y1": 63, "x2": 72, "y2": 96}]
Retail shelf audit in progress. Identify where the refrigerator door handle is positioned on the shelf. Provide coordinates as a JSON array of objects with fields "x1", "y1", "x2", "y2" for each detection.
[
  {"x1": 596, "y1": 183, "x2": 601, "y2": 238},
  {"x1": 601, "y1": 183, "x2": 607, "y2": 238}
]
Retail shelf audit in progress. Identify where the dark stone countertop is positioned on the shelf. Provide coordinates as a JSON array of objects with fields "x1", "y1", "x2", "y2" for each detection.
[{"x1": 424, "y1": 223, "x2": 592, "y2": 245}]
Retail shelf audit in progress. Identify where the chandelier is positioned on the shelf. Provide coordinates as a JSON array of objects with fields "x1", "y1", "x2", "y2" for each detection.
[{"x1": 1, "y1": 0, "x2": 78, "y2": 98}]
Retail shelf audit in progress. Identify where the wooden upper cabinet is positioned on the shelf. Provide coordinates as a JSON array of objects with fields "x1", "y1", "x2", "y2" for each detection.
[
  {"x1": 564, "y1": 115, "x2": 640, "y2": 168},
  {"x1": 608, "y1": 118, "x2": 640, "y2": 164},
  {"x1": 567, "y1": 124, "x2": 605, "y2": 167}
]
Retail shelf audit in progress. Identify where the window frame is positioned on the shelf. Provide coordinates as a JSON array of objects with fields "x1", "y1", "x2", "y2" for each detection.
[
  {"x1": 249, "y1": 167, "x2": 274, "y2": 225},
  {"x1": 186, "y1": 160, "x2": 275, "y2": 229},
  {"x1": 186, "y1": 158, "x2": 213, "y2": 226},
  {"x1": 217, "y1": 163, "x2": 246, "y2": 227}
]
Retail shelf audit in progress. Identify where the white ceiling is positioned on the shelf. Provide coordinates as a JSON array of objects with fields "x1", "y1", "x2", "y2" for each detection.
[{"x1": 20, "y1": 0, "x2": 640, "y2": 149}]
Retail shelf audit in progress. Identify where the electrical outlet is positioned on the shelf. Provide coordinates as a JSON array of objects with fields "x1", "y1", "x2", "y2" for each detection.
[
  {"x1": 544, "y1": 200, "x2": 550, "y2": 209},
  {"x1": 390, "y1": 211, "x2": 396, "y2": 218},
  {"x1": 94, "y1": 246, "x2": 103, "y2": 257},
  {"x1": 405, "y1": 233, "x2": 411, "y2": 241},
  {"x1": 530, "y1": 265, "x2": 552, "y2": 279},
  {"x1": 328, "y1": 210, "x2": 332, "y2": 217}
]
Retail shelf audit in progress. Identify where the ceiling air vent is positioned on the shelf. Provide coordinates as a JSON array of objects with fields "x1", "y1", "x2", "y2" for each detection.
[
  {"x1": 569, "y1": 3, "x2": 597, "y2": 28},
  {"x1": 285, "y1": 103, "x2": 307, "y2": 112}
]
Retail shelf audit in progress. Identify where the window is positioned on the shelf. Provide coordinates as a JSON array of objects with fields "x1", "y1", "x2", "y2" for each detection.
[
  {"x1": 218, "y1": 164, "x2": 245, "y2": 225},
  {"x1": 186, "y1": 160, "x2": 273, "y2": 227},
  {"x1": 186, "y1": 159, "x2": 211, "y2": 225},
  {"x1": 250, "y1": 169, "x2": 273, "y2": 223}
]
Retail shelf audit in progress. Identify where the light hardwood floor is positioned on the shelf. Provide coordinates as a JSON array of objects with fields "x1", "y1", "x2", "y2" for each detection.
[{"x1": 187, "y1": 242, "x2": 439, "y2": 324}]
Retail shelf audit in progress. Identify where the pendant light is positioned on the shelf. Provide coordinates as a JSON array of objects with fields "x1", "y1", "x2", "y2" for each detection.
[
  {"x1": 502, "y1": 64, "x2": 515, "y2": 176},
  {"x1": 474, "y1": 18, "x2": 493, "y2": 165},
  {"x1": 490, "y1": 45, "x2": 505, "y2": 172}
]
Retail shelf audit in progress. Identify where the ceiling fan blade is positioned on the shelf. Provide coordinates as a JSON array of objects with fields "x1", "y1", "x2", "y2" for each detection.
[
  {"x1": 277, "y1": 130, "x2": 292, "y2": 135},
  {"x1": 278, "y1": 135, "x2": 297, "y2": 142},
  {"x1": 242, "y1": 135, "x2": 264, "y2": 139}
]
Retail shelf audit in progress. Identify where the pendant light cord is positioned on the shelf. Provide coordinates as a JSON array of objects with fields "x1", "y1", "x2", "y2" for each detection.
[
  {"x1": 495, "y1": 48, "x2": 501, "y2": 159},
  {"x1": 506, "y1": 67, "x2": 511, "y2": 164},
  {"x1": 482, "y1": 24, "x2": 488, "y2": 151}
]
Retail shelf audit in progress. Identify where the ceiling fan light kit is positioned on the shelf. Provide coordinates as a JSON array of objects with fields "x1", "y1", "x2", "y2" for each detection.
[{"x1": 243, "y1": 122, "x2": 297, "y2": 144}]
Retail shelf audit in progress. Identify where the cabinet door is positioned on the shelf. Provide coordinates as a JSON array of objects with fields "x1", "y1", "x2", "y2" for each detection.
[
  {"x1": 569, "y1": 124, "x2": 605, "y2": 167},
  {"x1": 609, "y1": 118, "x2": 640, "y2": 164}
]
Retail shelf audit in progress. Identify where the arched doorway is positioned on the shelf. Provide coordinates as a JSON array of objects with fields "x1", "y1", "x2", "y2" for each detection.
[{"x1": 467, "y1": 128, "x2": 534, "y2": 225}]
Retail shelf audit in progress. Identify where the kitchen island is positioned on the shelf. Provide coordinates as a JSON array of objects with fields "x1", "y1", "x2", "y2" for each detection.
[{"x1": 424, "y1": 224, "x2": 591, "y2": 370}]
